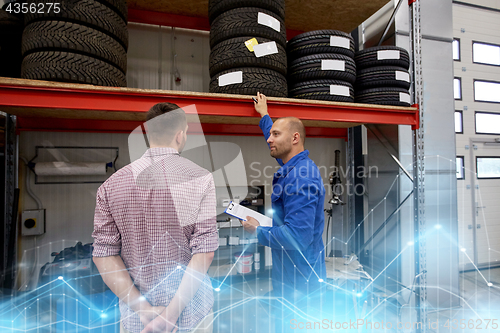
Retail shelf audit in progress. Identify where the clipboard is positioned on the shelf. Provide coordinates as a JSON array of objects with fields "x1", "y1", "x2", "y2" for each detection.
[{"x1": 225, "y1": 201, "x2": 272, "y2": 227}]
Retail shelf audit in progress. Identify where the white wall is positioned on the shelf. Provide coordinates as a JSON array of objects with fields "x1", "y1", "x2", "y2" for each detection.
[
  {"x1": 453, "y1": 1, "x2": 500, "y2": 269},
  {"x1": 127, "y1": 23, "x2": 211, "y2": 91}
]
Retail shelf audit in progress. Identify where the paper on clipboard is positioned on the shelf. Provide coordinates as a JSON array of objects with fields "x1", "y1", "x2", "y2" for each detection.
[{"x1": 225, "y1": 201, "x2": 272, "y2": 227}]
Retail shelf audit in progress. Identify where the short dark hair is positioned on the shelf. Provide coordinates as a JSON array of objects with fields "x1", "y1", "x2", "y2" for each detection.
[{"x1": 145, "y1": 103, "x2": 187, "y2": 144}]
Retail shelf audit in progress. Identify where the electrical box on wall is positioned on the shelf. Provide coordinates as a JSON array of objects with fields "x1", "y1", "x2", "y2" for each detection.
[{"x1": 21, "y1": 209, "x2": 45, "y2": 236}]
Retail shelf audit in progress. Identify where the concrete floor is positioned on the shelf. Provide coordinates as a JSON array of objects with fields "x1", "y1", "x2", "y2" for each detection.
[
  {"x1": 424, "y1": 267, "x2": 500, "y2": 333},
  {"x1": 212, "y1": 268, "x2": 500, "y2": 333},
  {"x1": 1, "y1": 268, "x2": 498, "y2": 332}
]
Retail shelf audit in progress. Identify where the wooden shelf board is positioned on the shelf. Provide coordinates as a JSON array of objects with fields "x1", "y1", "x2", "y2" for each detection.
[
  {"x1": 127, "y1": 0, "x2": 391, "y2": 33},
  {"x1": 0, "y1": 77, "x2": 418, "y2": 137}
]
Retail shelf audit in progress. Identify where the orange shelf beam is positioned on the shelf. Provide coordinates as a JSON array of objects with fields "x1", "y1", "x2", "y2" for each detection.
[{"x1": 0, "y1": 78, "x2": 419, "y2": 137}]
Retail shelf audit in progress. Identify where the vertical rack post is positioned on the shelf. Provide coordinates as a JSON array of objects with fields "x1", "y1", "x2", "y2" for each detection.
[
  {"x1": 347, "y1": 128, "x2": 355, "y2": 254},
  {"x1": 1, "y1": 114, "x2": 18, "y2": 289},
  {"x1": 409, "y1": 0, "x2": 427, "y2": 331}
]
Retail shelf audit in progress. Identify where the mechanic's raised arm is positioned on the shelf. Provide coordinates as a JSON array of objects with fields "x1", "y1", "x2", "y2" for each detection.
[
  {"x1": 254, "y1": 92, "x2": 269, "y2": 118},
  {"x1": 254, "y1": 92, "x2": 284, "y2": 166}
]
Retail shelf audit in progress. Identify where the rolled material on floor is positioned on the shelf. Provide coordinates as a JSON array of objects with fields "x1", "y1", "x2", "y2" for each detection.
[{"x1": 34, "y1": 162, "x2": 107, "y2": 176}]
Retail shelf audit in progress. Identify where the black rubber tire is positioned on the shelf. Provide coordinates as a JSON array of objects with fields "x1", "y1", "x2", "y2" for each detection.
[
  {"x1": 210, "y1": 7, "x2": 286, "y2": 49},
  {"x1": 21, "y1": 51, "x2": 127, "y2": 87},
  {"x1": 355, "y1": 46, "x2": 409, "y2": 70},
  {"x1": 210, "y1": 36, "x2": 286, "y2": 76},
  {"x1": 0, "y1": 8, "x2": 23, "y2": 78},
  {"x1": 209, "y1": 67, "x2": 287, "y2": 97},
  {"x1": 355, "y1": 87, "x2": 411, "y2": 107},
  {"x1": 98, "y1": 0, "x2": 128, "y2": 22},
  {"x1": 0, "y1": 7, "x2": 22, "y2": 28},
  {"x1": 24, "y1": 0, "x2": 128, "y2": 50},
  {"x1": 356, "y1": 66, "x2": 410, "y2": 89},
  {"x1": 287, "y1": 30, "x2": 355, "y2": 61},
  {"x1": 209, "y1": 0, "x2": 285, "y2": 23},
  {"x1": 1, "y1": 2, "x2": 24, "y2": 21},
  {"x1": 289, "y1": 79, "x2": 354, "y2": 103},
  {"x1": 289, "y1": 54, "x2": 356, "y2": 84},
  {"x1": 22, "y1": 20, "x2": 127, "y2": 73},
  {"x1": 0, "y1": 6, "x2": 23, "y2": 28}
]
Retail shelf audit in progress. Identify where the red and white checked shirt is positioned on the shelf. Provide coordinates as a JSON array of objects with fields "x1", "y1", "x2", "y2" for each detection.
[{"x1": 92, "y1": 147, "x2": 218, "y2": 332}]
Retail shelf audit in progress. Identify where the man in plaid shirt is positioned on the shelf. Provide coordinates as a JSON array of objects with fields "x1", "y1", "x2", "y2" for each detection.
[{"x1": 92, "y1": 103, "x2": 218, "y2": 333}]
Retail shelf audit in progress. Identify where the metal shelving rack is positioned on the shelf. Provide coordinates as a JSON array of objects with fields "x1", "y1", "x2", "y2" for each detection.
[
  {"x1": 409, "y1": 0, "x2": 427, "y2": 330},
  {"x1": 0, "y1": 0, "x2": 426, "y2": 329},
  {"x1": 0, "y1": 77, "x2": 419, "y2": 137}
]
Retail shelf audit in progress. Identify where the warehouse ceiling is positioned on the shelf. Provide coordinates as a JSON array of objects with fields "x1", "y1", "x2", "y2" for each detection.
[{"x1": 128, "y1": 0, "x2": 392, "y2": 33}]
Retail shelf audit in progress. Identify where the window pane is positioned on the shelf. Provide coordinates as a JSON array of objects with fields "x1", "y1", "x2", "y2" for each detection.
[
  {"x1": 473, "y1": 42, "x2": 500, "y2": 65},
  {"x1": 456, "y1": 157, "x2": 464, "y2": 179},
  {"x1": 477, "y1": 157, "x2": 500, "y2": 179},
  {"x1": 453, "y1": 39, "x2": 460, "y2": 60},
  {"x1": 455, "y1": 111, "x2": 463, "y2": 133},
  {"x1": 474, "y1": 81, "x2": 500, "y2": 102},
  {"x1": 476, "y1": 112, "x2": 500, "y2": 134},
  {"x1": 454, "y1": 78, "x2": 461, "y2": 99}
]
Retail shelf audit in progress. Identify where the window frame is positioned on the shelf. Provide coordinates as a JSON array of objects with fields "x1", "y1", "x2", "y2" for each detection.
[
  {"x1": 457, "y1": 156, "x2": 465, "y2": 180},
  {"x1": 476, "y1": 156, "x2": 500, "y2": 179},
  {"x1": 455, "y1": 110, "x2": 463, "y2": 134},
  {"x1": 475, "y1": 111, "x2": 500, "y2": 135},
  {"x1": 453, "y1": 38, "x2": 461, "y2": 61},
  {"x1": 454, "y1": 77, "x2": 462, "y2": 100},
  {"x1": 474, "y1": 79, "x2": 500, "y2": 103},
  {"x1": 472, "y1": 40, "x2": 500, "y2": 67}
]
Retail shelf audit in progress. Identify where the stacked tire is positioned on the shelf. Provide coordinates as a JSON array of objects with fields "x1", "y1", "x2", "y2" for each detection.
[
  {"x1": 0, "y1": 6, "x2": 23, "y2": 78},
  {"x1": 354, "y1": 46, "x2": 411, "y2": 107},
  {"x1": 287, "y1": 30, "x2": 356, "y2": 102},
  {"x1": 21, "y1": 0, "x2": 128, "y2": 87},
  {"x1": 208, "y1": 0, "x2": 287, "y2": 97}
]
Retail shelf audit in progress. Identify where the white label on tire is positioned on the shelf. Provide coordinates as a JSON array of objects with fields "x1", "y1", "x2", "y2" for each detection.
[
  {"x1": 253, "y1": 41, "x2": 279, "y2": 58},
  {"x1": 399, "y1": 92, "x2": 411, "y2": 104},
  {"x1": 377, "y1": 50, "x2": 400, "y2": 60},
  {"x1": 218, "y1": 71, "x2": 243, "y2": 87},
  {"x1": 321, "y1": 60, "x2": 345, "y2": 71},
  {"x1": 330, "y1": 85, "x2": 350, "y2": 97},
  {"x1": 330, "y1": 36, "x2": 350, "y2": 49},
  {"x1": 258, "y1": 13, "x2": 280, "y2": 32},
  {"x1": 396, "y1": 71, "x2": 410, "y2": 82}
]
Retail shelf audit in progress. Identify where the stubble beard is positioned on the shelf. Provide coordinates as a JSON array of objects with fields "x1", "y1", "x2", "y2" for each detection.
[
  {"x1": 270, "y1": 147, "x2": 281, "y2": 159},
  {"x1": 270, "y1": 145, "x2": 290, "y2": 160}
]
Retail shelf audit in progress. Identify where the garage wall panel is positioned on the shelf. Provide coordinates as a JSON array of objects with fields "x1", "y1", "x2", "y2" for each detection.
[
  {"x1": 127, "y1": 23, "x2": 210, "y2": 92},
  {"x1": 127, "y1": 23, "x2": 165, "y2": 90},
  {"x1": 396, "y1": 0, "x2": 460, "y2": 309}
]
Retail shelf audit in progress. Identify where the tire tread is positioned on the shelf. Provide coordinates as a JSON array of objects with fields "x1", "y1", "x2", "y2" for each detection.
[
  {"x1": 210, "y1": 36, "x2": 286, "y2": 76},
  {"x1": 210, "y1": 7, "x2": 286, "y2": 49},
  {"x1": 289, "y1": 53, "x2": 356, "y2": 84},
  {"x1": 289, "y1": 79, "x2": 354, "y2": 102},
  {"x1": 21, "y1": 51, "x2": 126, "y2": 87},
  {"x1": 24, "y1": 0, "x2": 128, "y2": 50},
  {"x1": 210, "y1": 67, "x2": 287, "y2": 97},
  {"x1": 22, "y1": 20, "x2": 127, "y2": 73},
  {"x1": 355, "y1": 46, "x2": 409, "y2": 70},
  {"x1": 287, "y1": 30, "x2": 355, "y2": 60}
]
